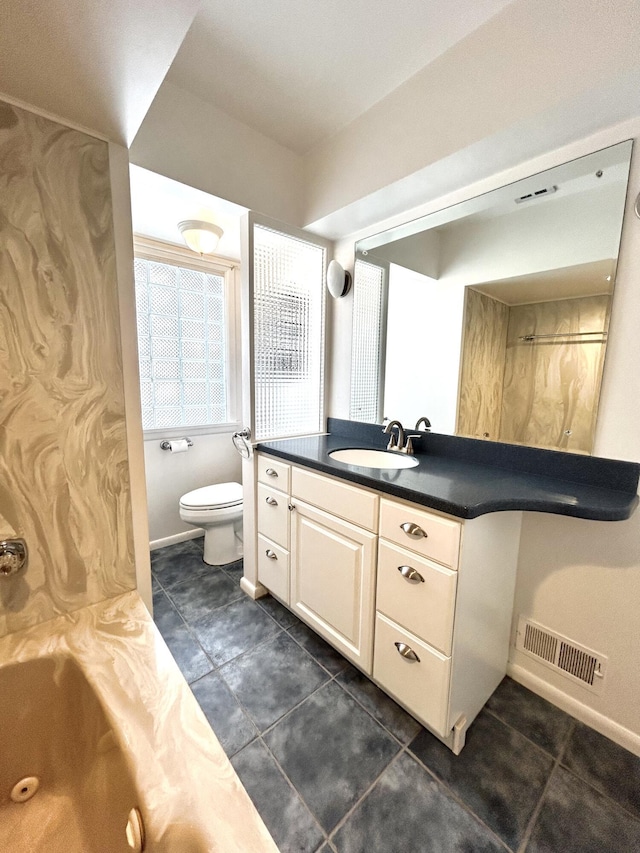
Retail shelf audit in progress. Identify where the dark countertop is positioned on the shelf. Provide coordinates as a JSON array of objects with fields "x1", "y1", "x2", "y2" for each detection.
[{"x1": 256, "y1": 420, "x2": 639, "y2": 522}]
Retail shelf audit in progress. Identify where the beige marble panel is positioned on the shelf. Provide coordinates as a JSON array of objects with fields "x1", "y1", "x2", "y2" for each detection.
[
  {"x1": 457, "y1": 288, "x2": 509, "y2": 440},
  {"x1": 0, "y1": 592, "x2": 279, "y2": 852},
  {"x1": 0, "y1": 101, "x2": 135, "y2": 636},
  {"x1": 500, "y1": 295, "x2": 610, "y2": 453}
]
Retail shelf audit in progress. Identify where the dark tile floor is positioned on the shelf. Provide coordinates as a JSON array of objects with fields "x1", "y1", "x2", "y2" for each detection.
[{"x1": 151, "y1": 539, "x2": 640, "y2": 853}]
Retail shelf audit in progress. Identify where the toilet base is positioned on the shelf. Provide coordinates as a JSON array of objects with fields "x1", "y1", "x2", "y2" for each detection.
[{"x1": 202, "y1": 522, "x2": 243, "y2": 566}]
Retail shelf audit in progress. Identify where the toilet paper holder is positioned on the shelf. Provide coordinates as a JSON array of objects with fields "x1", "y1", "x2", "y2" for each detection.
[{"x1": 160, "y1": 437, "x2": 193, "y2": 451}]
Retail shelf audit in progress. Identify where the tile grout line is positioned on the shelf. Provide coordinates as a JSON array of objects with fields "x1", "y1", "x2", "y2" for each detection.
[
  {"x1": 326, "y1": 748, "x2": 408, "y2": 843},
  {"x1": 515, "y1": 718, "x2": 577, "y2": 853},
  {"x1": 405, "y1": 747, "x2": 515, "y2": 853},
  {"x1": 255, "y1": 732, "x2": 333, "y2": 848}
]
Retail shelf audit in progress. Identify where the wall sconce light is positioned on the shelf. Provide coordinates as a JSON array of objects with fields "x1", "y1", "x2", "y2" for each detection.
[
  {"x1": 178, "y1": 220, "x2": 224, "y2": 255},
  {"x1": 327, "y1": 259, "x2": 352, "y2": 299}
]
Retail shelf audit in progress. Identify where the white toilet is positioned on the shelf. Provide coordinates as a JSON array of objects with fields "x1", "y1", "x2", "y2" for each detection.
[{"x1": 179, "y1": 482, "x2": 243, "y2": 565}]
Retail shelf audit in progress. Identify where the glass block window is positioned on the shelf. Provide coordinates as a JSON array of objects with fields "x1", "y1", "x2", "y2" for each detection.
[
  {"x1": 134, "y1": 256, "x2": 229, "y2": 429},
  {"x1": 350, "y1": 258, "x2": 386, "y2": 423},
  {"x1": 253, "y1": 225, "x2": 326, "y2": 440}
]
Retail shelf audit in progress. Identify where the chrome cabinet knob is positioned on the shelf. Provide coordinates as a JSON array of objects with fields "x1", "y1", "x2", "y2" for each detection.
[
  {"x1": 394, "y1": 642, "x2": 420, "y2": 663},
  {"x1": 265, "y1": 467, "x2": 278, "y2": 477},
  {"x1": 398, "y1": 565, "x2": 424, "y2": 583},
  {"x1": 400, "y1": 522, "x2": 427, "y2": 540},
  {"x1": 265, "y1": 549, "x2": 277, "y2": 560},
  {"x1": 265, "y1": 496, "x2": 278, "y2": 506}
]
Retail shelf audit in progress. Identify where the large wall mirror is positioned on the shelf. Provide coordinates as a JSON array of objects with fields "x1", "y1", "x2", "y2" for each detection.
[{"x1": 350, "y1": 140, "x2": 633, "y2": 454}]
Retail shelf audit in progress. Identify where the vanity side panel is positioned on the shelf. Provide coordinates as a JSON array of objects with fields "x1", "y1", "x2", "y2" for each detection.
[{"x1": 447, "y1": 511, "x2": 523, "y2": 732}]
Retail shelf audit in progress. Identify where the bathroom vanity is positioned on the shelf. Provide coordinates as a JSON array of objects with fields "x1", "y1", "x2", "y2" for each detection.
[{"x1": 252, "y1": 419, "x2": 639, "y2": 753}]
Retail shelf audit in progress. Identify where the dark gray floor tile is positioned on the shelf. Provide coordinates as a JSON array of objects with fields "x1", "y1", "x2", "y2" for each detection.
[
  {"x1": 264, "y1": 680, "x2": 400, "y2": 832},
  {"x1": 337, "y1": 665, "x2": 422, "y2": 744},
  {"x1": 528, "y1": 765, "x2": 640, "y2": 853},
  {"x1": 333, "y1": 752, "x2": 505, "y2": 853},
  {"x1": 562, "y1": 722, "x2": 640, "y2": 819},
  {"x1": 485, "y1": 676, "x2": 573, "y2": 756},
  {"x1": 153, "y1": 591, "x2": 213, "y2": 683},
  {"x1": 150, "y1": 538, "x2": 207, "y2": 591},
  {"x1": 221, "y1": 633, "x2": 330, "y2": 731},
  {"x1": 409, "y1": 709, "x2": 554, "y2": 850},
  {"x1": 231, "y1": 739, "x2": 325, "y2": 853},
  {"x1": 190, "y1": 671, "x2": 257, "y2": 757},
  {"x1": 190, "y1": 596, "x2": 282, "y2": 667},
  {"x1": 257, "y1": 594, "x2": 300, "y2": 628},
  {"x1": 288, "y1": 621, "x2": 351, "y2": 676},
  {"x1": 222, "y1": 559, "x2": 244, "y2": 583},
  {"x1": 167, "y1": 568, "x2": 242, "y2": 622}
]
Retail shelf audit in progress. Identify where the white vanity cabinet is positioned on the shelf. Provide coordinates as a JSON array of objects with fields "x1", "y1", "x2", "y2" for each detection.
[
  {"x1": 289, "y1": 466, "x2": 379, "y2": 673},
  {"x1": 254, "y1": 452, "x2": 522, "y2": 753},
  {"x1": 256, "y1": 456, "x2": 291, "y2": 603}
]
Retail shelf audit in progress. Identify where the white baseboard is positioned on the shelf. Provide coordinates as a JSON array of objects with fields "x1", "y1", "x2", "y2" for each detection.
[
  {"x1": 239, "y1": 576, "x2": 268, "y2": 600},
  {"x1": 507, "y1": 662, "x2": 640, "y2": 757},
  {"x1": 150, "y1": 529, "x2": 204, "y2": 551}
]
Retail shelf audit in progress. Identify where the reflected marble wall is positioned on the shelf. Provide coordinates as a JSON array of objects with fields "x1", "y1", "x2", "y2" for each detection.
[
  {"x1": 0, "y1": 101, "x2": 135, "y2": 637},
  {"x1": 457, "y1": 288, "x2": 509, "y2": 440},
  {"x1": 501, "y1": 295, "x2": 610, "y2": 453}
]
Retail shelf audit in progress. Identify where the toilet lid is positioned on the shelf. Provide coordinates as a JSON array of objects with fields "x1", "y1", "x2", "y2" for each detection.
[{"x1": 180, "y1": 482, "x2": 243, "y2": 510}]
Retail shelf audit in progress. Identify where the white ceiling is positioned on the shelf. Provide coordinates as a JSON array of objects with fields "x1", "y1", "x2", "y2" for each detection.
[
  {"x1": 0, "y1": 0, "x2": 199, "y2": 144},
  {"x1": 166, "y1": 0, "x2": 516, "y2": 154}
]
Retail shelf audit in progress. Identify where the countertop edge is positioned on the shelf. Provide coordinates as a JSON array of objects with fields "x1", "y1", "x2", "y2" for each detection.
[{"x1": 256, "y1": 442, "x2": 639, "y2": 522}]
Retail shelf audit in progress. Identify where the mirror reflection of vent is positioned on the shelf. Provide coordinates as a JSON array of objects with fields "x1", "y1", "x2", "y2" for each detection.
[
  {"x1": 515, "y1": 185, "x2": 558, "y2": 204},
  {"x1": 515, "y1": 616, "x2": 606, "y2": 694}
]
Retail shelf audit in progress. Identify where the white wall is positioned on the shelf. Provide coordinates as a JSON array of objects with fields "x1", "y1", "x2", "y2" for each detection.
[
  {"x1": 303, "y1": 0, "x2": 640, "y2": 238},
  {"x1": 130, "y1": 82, "x2": 304, "y2": 227},
  {"x1": 144, "y1": 431, "x2": 242, "y2": 545},
  {"x1": 329, "y1": 117, "x2": 640, "y2": 754},
  {"x1": 384, "y1": 265, "x2": 463, "y2": 433}
]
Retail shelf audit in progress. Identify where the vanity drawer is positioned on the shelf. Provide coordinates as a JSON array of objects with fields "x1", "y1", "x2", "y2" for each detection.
[
  {"x1": 257, "y1": 534, "x2": 289, "y2": 603},
  {"x1": 257, "y1": 455, "x2": 291, "y2": 492},
  {"x1": 377, "y1": 541, "x2": 457, "y2": 655},
  {"x1": 379, "y1": 498, "x2": 461, "y2": 568},
  {"x1": 291, "y1": 466, "x2": 379, "y2": 532},
  {"x1": 373, "y1": 612, "x2": 451, "y2": 738},
  {"x1": 257, "y1": 483, "x2": 290, "y2": 547}
]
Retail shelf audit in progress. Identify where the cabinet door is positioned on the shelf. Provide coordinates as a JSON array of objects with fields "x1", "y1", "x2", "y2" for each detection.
[{"x1": 290, "y1": 501, "x2": 377, "y2": 673}]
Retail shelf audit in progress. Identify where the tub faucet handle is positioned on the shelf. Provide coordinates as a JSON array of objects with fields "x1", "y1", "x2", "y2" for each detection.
[{"x1": 0, "y1": 538, "x2": 28, "y2": 578}]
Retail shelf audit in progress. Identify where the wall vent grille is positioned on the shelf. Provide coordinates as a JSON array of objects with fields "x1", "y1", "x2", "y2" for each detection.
[
  {"x1": 515, "y1": 616, "x2": 606, "y2": 694},
  {"x1": 515, "y1": 185, "x2": 558, "y2": 203}
]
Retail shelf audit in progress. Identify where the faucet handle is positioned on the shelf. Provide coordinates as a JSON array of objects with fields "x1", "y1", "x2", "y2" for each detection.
[
  {"x1": 386, "y1": 433, "x2": 398, "y2": 451},
  {"x1": 404, "y1": 435, "x2": 421, "y2": 455}
]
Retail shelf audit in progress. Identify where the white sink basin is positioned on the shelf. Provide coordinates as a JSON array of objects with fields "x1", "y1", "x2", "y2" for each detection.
[{"x1": 329, "y1": 448, "x2": 419, "y2": 469}]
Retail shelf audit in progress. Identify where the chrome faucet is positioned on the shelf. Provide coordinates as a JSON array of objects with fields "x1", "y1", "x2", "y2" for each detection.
[
  {"x1": 415, "y1": 416, "x2": 431, "y2": 432},
  {"x1": 383, "y1": 420, "x2": 405, "y2": 452}
]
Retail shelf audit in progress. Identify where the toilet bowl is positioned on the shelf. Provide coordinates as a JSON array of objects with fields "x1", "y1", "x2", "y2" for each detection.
[{"x1": 179, "y1": 482, "x2": 243, "y2": 565}]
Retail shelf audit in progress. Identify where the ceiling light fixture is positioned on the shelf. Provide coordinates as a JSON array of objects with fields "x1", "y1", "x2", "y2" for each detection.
[{"x1": 178, "y1": 220, "x2": 223, "y2": 255}]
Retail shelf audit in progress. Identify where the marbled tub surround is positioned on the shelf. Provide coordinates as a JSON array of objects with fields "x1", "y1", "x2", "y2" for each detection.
[
  {"x1": 0, "y1": 100, "x2": 135, "y2": 636},
  {"x1": 0, "y1": 591, "x2": 278, "y2": 853}
]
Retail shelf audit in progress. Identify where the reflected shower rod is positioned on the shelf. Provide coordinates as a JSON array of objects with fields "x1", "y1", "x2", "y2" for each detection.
[{"x1": 519, "y1": 330, "x2": 608, "y2": 342}]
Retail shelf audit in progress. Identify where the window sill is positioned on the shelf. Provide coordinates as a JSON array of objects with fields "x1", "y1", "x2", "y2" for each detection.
[{"x1": 143, "y1": 423, "x2": 241, "y2": 442}]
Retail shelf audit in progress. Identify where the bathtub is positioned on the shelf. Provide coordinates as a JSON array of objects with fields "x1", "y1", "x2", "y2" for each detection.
[{"x1": 0, "y1": 592, "x2": 278, "y2": 853}]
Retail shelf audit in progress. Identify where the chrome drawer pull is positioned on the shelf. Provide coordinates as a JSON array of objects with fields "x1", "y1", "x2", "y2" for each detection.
[
  {"x1": 398, "y1": 565, "x2": 424, "y2": 584},
  {"x1": 400, "y1": 521, "x2": 427, "y2": 540},
  {"x1": 265, "y1": 496, "x2": 278, "y2": 506},
  {"x1": 395, "y1": 642, "x2": 420, "y2": 663},
  {"x1": 265, "y1": 549, "x2": 277, "y2": 560},
  {"x1": 265, "y1": 467, "x2": 278, "y2": 477}
]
